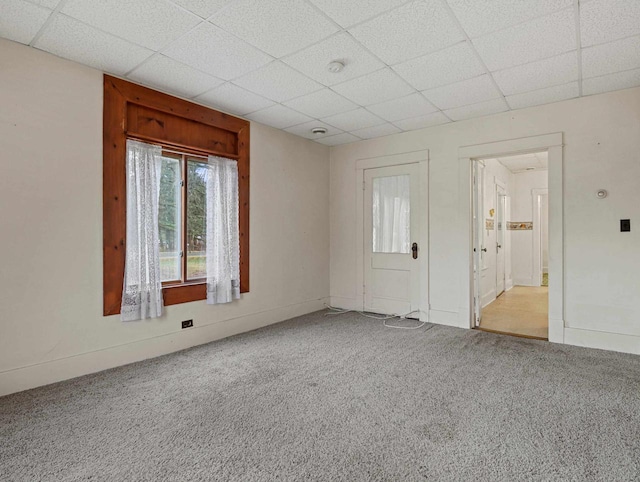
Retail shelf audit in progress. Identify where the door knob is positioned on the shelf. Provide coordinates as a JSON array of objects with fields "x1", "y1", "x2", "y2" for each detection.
[
  {"x1": 497, "y1": 244, "x2": 502, "y2": 248},
  {"x1": 481, "y1": 248, "x2": 487, "y2": 252},
  {"x1": 412, "y1": 242, "x2": 418, "y2": 259}
]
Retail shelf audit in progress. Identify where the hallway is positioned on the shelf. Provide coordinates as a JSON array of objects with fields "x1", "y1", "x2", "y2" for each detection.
[{"x1": 479, "y1": 286, "x2": 548, "y2": 340}]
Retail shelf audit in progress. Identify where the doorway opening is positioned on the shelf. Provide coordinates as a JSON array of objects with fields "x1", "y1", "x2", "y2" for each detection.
[{"x1": 472, "y1": 151, "x2": 549, "y2": 340}]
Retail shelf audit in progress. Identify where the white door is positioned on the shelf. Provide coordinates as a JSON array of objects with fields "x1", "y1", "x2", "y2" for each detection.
[
  {"x1": 496, "y1": 186, "x2": 506, "y2": 296},
  {"x1": 364, "y1": 164, "x2": 420, "y2": 316}
]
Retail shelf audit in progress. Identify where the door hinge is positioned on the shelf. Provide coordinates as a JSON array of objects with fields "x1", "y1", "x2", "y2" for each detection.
[{"x1": 180, "y1": 180, "x2": 185, "y2": 187}]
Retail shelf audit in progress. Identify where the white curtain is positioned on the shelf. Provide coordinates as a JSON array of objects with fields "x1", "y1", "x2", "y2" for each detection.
[
  {"x1": 205, "y1": 156, "x2": 240, "y2": 304},
  {"x1": 121, "y1": 139, "x2": 164, "y2": 321},
  {"x1": 372, "y1": 175, "x2": 411, "y2": 254}
]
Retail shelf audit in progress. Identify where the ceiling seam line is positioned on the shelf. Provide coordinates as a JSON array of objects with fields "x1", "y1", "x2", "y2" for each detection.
[
  {"x1": 29, "y1": 0, "x2": 70, "y2": 47},
  {"x1": 439, "y1": 0, "x2": 510, "y2": 110}
]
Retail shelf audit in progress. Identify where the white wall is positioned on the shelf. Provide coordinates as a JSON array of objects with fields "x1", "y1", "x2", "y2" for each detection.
[
  {"x1": 511, "y1": 170, "x2": 548, "y2": 286},
  {"x1": 0, "y1": 39, "x2": 330, "y2": 396},
  {"x1": 330, "y1": 84, "x2": 640, "y2": 353}
]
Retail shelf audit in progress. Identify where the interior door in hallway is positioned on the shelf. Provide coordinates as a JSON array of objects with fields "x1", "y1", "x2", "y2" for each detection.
[
  {"x1": 496, "y1": 185, "x2": 507, "y2": 296},
  {"x1": 364, "y1": 163, "x2": 420, "y2": 316}
]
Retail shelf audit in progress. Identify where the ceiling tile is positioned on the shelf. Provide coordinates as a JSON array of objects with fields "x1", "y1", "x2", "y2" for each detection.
[
  {"x1": 393, "y1": 41, "x2": 485, "y2": 91},
  {"x1": 422, "y1": 74, "x2": 502, "y2": 110},
  {"x1": 284, "y1": 120, "x2": 342, "y2": 139},
  {"x1": 581, "y1": 36, "x2": 640, "y2": 79},
  {"x1": 284, "y1": 88, "x2": 358, "y2": 118},
  {"x1": 444, "y1": 98, "x2": 507, "y2": 121},
  {"x1": 393, "y1": 111, "x2": 450, "y2": 131},
  {"x1": 170, "y1": 0, "x2": 234, "y2": 18},
  {"x1": 492, "y1": 52, "x2": 579, "y2": 96},
  {"x1": 62, "y1": 0, "x2": 200, "y2": 51},
  {"x1": 447, "y1": 0, "x2": 572, "y2": 39},
  {"x1": 367, "y1": 93, "x2": 438, "y2": 122},
  {"x1": 282, "y1": 32, "x2": 385, "y2": 86},
  {"x1": 349, "y1": 0, "x2": 464, "y2": 65},
  {"x1": 195, "y1": 83, "x2": 274, "y2": 115},
  {"x1": 506, "y1": 82, "x2": 579, "y2": 110},
  {"x1": 580, "y1": 0, "x2": 640, "y2": 48},
  {"x1": 0, "y1": 0, "x2": 51, "y2": 45},
  {"x1": 473, "y1": 8, "x2": 576, "y2": 71},
  {"x1": 233, "y1": 61, "x2": 322, "y2": 102},
  {"x1": 34, "y1": 14, "x2": 153, "y2": 75},
  {"x1": 350, "y1": 123, "x2": 401, "y2": 139},
  {"x1": 583, "y1": 68, "x2": 640, "y2": 96},
  {"x1": 322, "y1": 108, "x2": 384, "y2": 131},
  {"x1": 316, "y1": 133, "x2": 360, "y2": 146},
  {"x1": 163, "y1": 23, "x2": 272, "y2": 80},
  {"x1": 210, "y1": 0, "x2": 339, "y2": 57},
  {"x1": 246, "y1": 104, "x2": 313, "y2": 129},
  {"x1": 332, "y1": 68, "x2": 414, "y2": 106},
  {"x1": 308, "y1": 0, "x2": 407, "y2": 28},
  {"x1": 128, "y1": 54, "x2": 224, "y2": 98},
  {"x1": 28, "y1": 0, "x2": 60, "y2": 7}
]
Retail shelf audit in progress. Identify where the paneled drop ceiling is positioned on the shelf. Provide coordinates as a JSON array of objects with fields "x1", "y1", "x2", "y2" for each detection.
[{"x1": 2, "y1": 0, "x2": 640, "y2": 145}]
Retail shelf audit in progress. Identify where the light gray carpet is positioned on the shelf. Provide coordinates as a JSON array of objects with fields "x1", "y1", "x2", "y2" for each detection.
[{"x1": 2, "y1": 311, "x2": 640, "y2": 481}]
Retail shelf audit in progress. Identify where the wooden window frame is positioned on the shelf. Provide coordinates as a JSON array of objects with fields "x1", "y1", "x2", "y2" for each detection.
[{"x1": 103, "y1": 75, "x2": 250, "y2": 316}]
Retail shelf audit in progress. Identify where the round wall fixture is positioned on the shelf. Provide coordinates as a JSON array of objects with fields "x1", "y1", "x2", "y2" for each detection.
[
  {"x1": 326, "y1": 60, "x2": 345, "y2": 73},
  {"x1": 596, "y1": 189, "x2": 608, "y2": 199},
  {"x1": 311, "y1": 127, "x2": 328, "y2": 135}
]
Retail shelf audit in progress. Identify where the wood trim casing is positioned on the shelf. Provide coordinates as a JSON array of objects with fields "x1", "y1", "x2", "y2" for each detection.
[{"x1": 103, "y1": 75, "x2": 250, "y2": 316}]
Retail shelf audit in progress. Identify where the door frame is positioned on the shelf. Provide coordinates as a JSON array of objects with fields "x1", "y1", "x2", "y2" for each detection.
[
  {"x1": 459, "y1": 133, "x2": 564, "y2": 343},
  {"x1": 532, "y1": 188, "x2": 549, "y2": 287},
  {"x1": 355, "y1": 150, "x2": 429, "y2": 321}
]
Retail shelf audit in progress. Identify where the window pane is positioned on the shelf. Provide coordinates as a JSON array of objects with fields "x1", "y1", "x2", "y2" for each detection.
[
  {"x1": 372, "y1": 175, "x2": 410, "y2": 254},
  {"x1": 158, "y1": 155, "x2": 182, "y2": 281},
  {"x1": 187, "y1": 159, "x2": 207, "y2": 280}
]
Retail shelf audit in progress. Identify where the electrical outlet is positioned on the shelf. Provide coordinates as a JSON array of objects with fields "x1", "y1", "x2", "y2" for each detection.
[
  {"x1": 621, "y1": 219, "x2": 631, "y2": 232},
  {"x1": 181, "y1": 319, "x2": 193, "y2": 329}
]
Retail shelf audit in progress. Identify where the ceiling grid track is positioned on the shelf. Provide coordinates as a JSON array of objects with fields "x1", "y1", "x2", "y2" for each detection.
[
  {"x1": 6, "y1": 0, "x2": 640, "y2": 145},
  {"x1": 439, "y1": 0, "x2": 510, "y2": 111}
]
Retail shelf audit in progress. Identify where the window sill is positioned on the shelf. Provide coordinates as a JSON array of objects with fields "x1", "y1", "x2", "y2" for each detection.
[{"x1": 163, "y1": 282, "x2": 206, "y2": 306}]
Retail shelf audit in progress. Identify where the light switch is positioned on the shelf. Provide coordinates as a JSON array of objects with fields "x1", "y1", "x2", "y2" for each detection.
[{"x1": 621, "y1": 219, "x2": 630, "y2": 232}]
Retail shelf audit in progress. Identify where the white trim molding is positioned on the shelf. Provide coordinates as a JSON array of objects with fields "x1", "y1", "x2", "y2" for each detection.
[{"x1": 459, "y1": 133, "x2": 564, "y2": 343}]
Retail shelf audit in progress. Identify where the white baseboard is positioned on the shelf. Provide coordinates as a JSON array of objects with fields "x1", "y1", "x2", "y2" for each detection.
[
  {"x1": 563, "y1": 327, "x2": 640, "y2": 355},
  {"x1": 328, "y1": 296, "x2": 362, "y2": 311},
  {"x1": 0, "y1": 298, "x2": 328, "y2": 397},
  {"x1": 513, "y1": 278, "x2": 538, "y2": 287},
  {"x1": 481, "y1": 290, "x2": 496, "y2": 309},
  {"x1": 506, "y1": 278, "x2": 514, "y2": 291}
]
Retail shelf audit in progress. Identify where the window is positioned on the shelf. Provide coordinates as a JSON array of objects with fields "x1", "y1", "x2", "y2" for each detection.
[
  {"x1": 103, "y1": 76, "x2": 250, "y2": 316},
  {"x1": 158, "y1": 150, "x2": 209, "y2": 285},
  {"x1": 372, "y1": 175, "x2": 411, "y2": 254}
]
